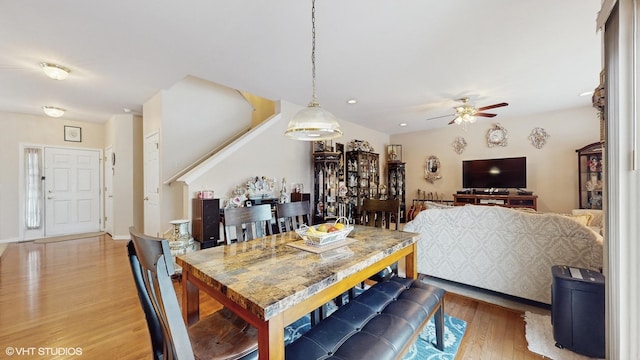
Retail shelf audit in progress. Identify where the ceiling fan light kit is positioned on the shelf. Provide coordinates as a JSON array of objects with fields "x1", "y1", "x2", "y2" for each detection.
[
  {"x1": 285, "y1": 0, "x2": 342, "y2": 141},
  {"x1": 427, "y1": 97, "x2": 508, "y2": 127}
]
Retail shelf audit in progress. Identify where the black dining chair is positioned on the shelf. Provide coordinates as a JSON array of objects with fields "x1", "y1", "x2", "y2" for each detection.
[
  {"x1": 223, "y1": 204, "x2": 274, "y2": 244},
  {"x1": 127, "y1": 227, "x2": 258, "y2": 360}
]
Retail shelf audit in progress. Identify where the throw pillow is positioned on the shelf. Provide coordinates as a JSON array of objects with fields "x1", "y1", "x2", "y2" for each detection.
[
  {"x1": 423, "y1": 201, "x2": 454, "y2": 210},
  {"x1": 563, "y1": 213, "x2": 593, "y2": 227}
]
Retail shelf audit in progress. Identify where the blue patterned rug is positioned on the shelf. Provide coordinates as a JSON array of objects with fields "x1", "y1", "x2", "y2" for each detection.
[
  {"x1": 284, "y1": 309, "x2": 467, "y2": 359},
  {"x1": 402, "y1": 314, "x2": 467, "y2": 360}
]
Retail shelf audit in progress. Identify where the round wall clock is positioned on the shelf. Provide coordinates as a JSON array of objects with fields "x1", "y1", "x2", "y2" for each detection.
[{"x1": 487, "y1": 123, "x2": 508, "y2": 147}]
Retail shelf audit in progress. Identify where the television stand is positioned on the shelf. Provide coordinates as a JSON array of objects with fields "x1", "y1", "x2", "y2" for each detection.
[{"x1": 453, "y1": 193, "x2": 537, "y2": 210}]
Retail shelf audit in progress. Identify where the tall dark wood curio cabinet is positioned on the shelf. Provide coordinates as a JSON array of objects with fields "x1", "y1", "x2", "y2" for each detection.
[
  {"x1": 346, "y1": 151, "x2": 380, "y2": 223},
  {"x1": 387, "y1": 162, "x2": 406, "y2": 222},
  {"x1": 313, "y1": 152, "x2": 341, "y2": 224},
  {"x1": 576, "y1": 142, "x2": 604, "y2": 209}
]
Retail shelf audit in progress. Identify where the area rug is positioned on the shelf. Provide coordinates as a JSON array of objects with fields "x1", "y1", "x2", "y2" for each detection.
[
  {"x1": 33, "y1": 231, "x2": 106, "y2": 244},
  {"x1": 284, "y1": 311, "x2": 466, "y2": 359},
  {"x1": 524, "y1": 311, "x2": 603, "y2": 360},
  {"x1": 403, "y1": 314, "x2": 467, "y2": 360}
]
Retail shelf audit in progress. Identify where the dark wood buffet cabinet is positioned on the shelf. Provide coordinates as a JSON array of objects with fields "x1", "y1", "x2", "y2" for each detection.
[{"x1": 453, "y1": 193, "x2": 538, "y2": 211}]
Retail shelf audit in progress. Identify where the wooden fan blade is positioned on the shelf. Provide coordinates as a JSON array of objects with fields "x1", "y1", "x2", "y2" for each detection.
[
  {"x1": 447, "y1": 118, "x2": 456, "y2": 125},
  {"x1": 426, "y1": 113, "x2": 455, "y2": 121},
  {"x1": 475, "y1": 113, "x2": 497, "y2": 118},
  {"x1": 476, "y1": 102, "x2": 508, "y2": 111}
]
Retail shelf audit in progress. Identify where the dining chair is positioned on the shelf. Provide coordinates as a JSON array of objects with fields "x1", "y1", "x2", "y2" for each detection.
[
  {"x1": 361, "y1": 198, "x2": 401, "y2": 230},
  {"x1": 361, "y1": 198, "x2": 401, "y2": 283},
  {"x1": 275, "y1": 200, "x2": 312, "y2": 232},
  {"x1": 223, "y1": 204, "x2": 274, "y2": 244},
  {"x1": 275, "y1": 200, "x2": 329, "y2": 325},
  {"x1": 127, "y1": 227, "x2": 258, "y2": 360}
]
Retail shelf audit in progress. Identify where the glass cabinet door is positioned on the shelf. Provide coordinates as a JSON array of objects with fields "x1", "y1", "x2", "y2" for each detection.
[{"x1": 576, "y1": 142, "x2": 604, "y2": 209}]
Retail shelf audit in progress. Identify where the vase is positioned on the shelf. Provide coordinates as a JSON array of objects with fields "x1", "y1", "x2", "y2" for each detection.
[{"x1": 168, "y1": 219, "x2": 195, "y2": 256}]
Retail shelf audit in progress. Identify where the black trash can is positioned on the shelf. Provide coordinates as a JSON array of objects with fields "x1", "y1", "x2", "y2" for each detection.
[{"x1": 551, "y1": 265, "x2": 605, "y2": 358}]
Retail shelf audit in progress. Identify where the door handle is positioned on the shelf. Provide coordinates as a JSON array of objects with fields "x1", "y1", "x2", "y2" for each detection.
[{"x1": 144, "y1": 196, "x2": 149, "y2": 201}]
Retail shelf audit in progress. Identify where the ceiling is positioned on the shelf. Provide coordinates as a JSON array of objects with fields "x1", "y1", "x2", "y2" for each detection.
[{"x1": 0, "y1": 0, "x2": 602, "y2": 135}]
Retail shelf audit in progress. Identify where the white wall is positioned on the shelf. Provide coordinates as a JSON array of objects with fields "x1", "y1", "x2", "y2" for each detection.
[
  {"x1": 391, "y1": 106, "x2": 601, "y2": 213},
  {"x1": 187, "y1": 100, "x2": 390, "y2": 215},
  {"x1": 0, "y1": 112, "x2": 105, "y2": 242},
  {"x1": 104, "y1": 114, "x2": 143, "y2": 239},
  {"x1": 143, "y1": 77, "x2": 256, "y2": 231}
]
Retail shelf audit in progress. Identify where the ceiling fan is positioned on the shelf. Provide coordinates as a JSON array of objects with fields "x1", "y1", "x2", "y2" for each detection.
[{"x1": 427, "y1": 97, "x2": 509, "y2": 125}]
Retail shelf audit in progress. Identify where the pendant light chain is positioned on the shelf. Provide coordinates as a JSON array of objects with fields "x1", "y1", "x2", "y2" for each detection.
[{"x1": 310, "y1": 0, "x2": 318, "y2": 107}]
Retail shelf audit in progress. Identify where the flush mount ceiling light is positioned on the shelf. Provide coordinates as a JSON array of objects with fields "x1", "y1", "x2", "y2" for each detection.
[
  {"x1": 40, "y1": 62, "x2": 70, "y2": 80},
  {"x1": 285, "y1": 0, "x2": 342, "y2": 141},
  {"x1": 42, "y1": 106, "x2": 66, "y2": 117}
]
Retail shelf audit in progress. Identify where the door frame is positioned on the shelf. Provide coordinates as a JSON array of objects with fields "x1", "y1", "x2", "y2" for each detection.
[
  {"x1": 18, "y1": 143, "x2": 103, "y2": 241},
  {"x1": 104, "y1": 145, "x2": 114, "y2": 235}
]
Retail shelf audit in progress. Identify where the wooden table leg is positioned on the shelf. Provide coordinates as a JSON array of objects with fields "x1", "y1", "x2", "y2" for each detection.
[
  {"x1": 405, "y1": 242, "x2": 417, "y2": 279},
  {"x1": 257, "y1": 313, "x2": 285, "y2": 360},
  {"x1": 181, "y1": 271, "x2": 200, "y2": 325}
]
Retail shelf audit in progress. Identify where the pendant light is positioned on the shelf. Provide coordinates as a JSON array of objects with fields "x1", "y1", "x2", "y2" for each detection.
[{"x1": 285, "y1": 0, "x2": 342, "y2": 141}]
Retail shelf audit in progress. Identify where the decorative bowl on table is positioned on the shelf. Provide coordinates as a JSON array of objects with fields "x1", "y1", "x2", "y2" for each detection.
[{"x1": 295, "y1": 218, "x2": 353, "y2": 247}]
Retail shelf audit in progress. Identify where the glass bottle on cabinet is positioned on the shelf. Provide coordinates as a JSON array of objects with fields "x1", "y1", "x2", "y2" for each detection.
[
  {"x1": 387, "y1": 162, "x2": 406, "y2": 222},
  {"x1": 346, "y1": 150, "x2": 379, "y2": 223},
  {"x1": 313, "y1": 151, "x2": 342, "y2": 224},
  {"x1": 576, "y1": 142, "x2": 604, "y2": 209}
]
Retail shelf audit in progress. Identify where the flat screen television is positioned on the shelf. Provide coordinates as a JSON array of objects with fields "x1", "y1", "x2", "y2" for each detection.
[{"x1": 462, "y1": 157, "x2": 527, "y2": 189}]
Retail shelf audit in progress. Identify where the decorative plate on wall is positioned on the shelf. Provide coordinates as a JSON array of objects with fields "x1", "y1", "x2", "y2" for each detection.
[
  {"x1": 452, "y1": 136, "x2": 467, "y2": 154},
  {"x1": 487, "y1": 123, "x2": 508, "y2": 147},
  {"x1": 528, "y1": 127, "x2": 550, "y2": 149}
]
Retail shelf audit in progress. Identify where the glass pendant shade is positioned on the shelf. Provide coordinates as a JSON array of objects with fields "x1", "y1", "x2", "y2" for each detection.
[
  {"x1": 285, "y1": 103, "x2": 342, "y2": 140},
  {"x1": 285, "y1": 0, "x2": 342, "y2": 141}
]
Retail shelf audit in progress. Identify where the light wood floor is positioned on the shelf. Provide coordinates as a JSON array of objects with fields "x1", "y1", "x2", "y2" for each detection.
[{"x1": 0, "y1": 234, "x2": 544, "y2": 359}]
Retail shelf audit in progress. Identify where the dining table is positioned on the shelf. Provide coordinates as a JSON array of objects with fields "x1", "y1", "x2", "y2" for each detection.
[{"x1": 176, "y1": 225, "x2": 419, "y2": 360}]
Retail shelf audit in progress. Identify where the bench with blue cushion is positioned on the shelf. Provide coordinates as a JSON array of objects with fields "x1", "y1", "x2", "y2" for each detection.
[{"x1": 285, "y1": 276, "x2": 445, "y2": 360}]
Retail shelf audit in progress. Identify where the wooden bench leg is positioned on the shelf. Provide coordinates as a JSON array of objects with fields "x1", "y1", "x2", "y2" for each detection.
[{"x1": 434, "y1": 298, "x2": 445, "y2": 351}]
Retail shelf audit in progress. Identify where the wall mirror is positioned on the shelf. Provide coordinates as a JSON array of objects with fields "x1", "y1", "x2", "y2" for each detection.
[{"x1": 424, "y1": 155, "x2": 442, "y2": 183}]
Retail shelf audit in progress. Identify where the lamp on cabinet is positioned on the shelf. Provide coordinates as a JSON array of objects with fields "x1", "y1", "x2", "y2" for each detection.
[{"x1": 387, "y1": 144, "x2": 402, "y2": 163}]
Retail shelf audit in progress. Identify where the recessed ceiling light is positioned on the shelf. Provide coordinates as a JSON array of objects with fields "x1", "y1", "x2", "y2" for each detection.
[
  {"x1": 346, "y1": 99, "x2": 357, "y2": 104},
  {"x1": 40, "y1": 63, "x2": 71, "y2": 80},
  {"x1": 399, "y1": 123, "x2": 408, "y2": 127},
  {"x1": 42, "y1": 106, "x2": 66, "y2": 117},
  {"x1": 579, "y1": 91, "x2": 594, "y2": 97}
]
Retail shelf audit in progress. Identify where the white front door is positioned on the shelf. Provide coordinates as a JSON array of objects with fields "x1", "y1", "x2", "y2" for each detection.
[
  {"x1": 104, "y1": 146, "x2": 114, "y2": 235},
  {"x1": 144, "y1": 131, "x2": 161, "y2": 237},
  {"x1": 44, "y1": 148, "x2": 101, "y2": 236}
]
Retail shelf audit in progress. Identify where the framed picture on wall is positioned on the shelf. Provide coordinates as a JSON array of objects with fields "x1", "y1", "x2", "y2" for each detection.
[{"x1": 64, "y1": 126, "x2": 82, "y2": 142}]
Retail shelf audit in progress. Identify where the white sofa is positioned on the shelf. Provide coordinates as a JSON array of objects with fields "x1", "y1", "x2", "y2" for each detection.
[{"x1": 404, "y1": 205, "x2": 604, "y2": 304}]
